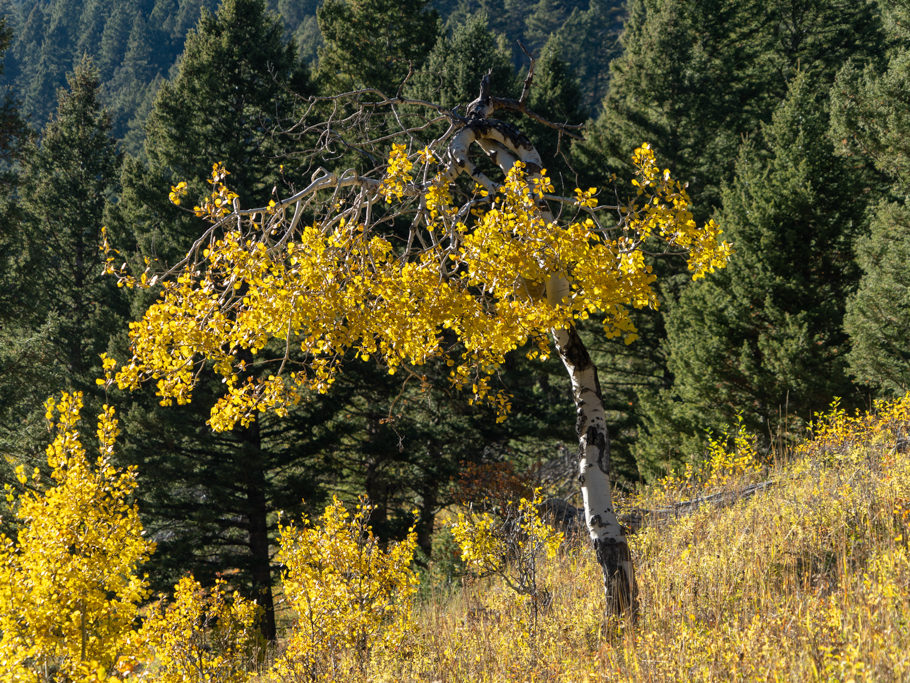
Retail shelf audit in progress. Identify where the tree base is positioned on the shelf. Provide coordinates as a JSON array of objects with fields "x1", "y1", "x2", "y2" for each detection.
[{"x1": 595, "y1": 537, "x2": 638, "y2": 616}]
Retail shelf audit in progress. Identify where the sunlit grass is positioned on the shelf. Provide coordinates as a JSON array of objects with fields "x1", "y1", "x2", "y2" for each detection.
[{"x1": 360, "y1": 395, "x2": 910, "y2": 681}]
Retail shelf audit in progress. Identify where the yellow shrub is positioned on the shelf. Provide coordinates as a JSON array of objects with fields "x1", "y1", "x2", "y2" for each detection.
[
  {"x1": 139, "y1": 575, "x2": 261, "y2": 682},
  {"x1": 271, "y1": 495, "x2": 419, "y2": 681},
  {"x1": 451, "y1": 489, "x2": 563, "y2": 652},
  {"x1": 0, "y1": 393, "x2": 152, "y2": 680}
]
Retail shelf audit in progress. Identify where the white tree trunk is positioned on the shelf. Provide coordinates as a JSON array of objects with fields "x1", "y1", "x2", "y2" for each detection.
[
  {"x1": 551, "y1": 323, "x2": 638, "y2": 615},
  {"x1": 451, "y1": 76, "x2": 638, "y2": 614}
]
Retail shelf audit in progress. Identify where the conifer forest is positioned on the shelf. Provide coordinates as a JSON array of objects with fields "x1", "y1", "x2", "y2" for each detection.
[{"x1": 1, "y1": 0, "x2": 910, "y2": 679}]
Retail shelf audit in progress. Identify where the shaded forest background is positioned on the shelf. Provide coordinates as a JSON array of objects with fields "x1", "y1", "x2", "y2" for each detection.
[{"x1": 0, "y1": 0, "x2": 906, "y2": 639}]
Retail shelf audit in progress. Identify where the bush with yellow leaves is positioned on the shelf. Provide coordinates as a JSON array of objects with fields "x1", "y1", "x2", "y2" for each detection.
[
  {"x1": 451, "y1": 489, "x2": 564, "y2": 649},
  {"x1": 0, "y1": 392, "x2": 153, "y2": 681},
  {"x1": 270, "y1": 495, "x2": 419, "y2": 681},
  {"x1": 139, "y1": 575, "x2": 261, "y2": 682}
]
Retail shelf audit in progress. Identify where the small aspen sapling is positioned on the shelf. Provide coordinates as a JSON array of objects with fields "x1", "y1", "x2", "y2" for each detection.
[
  {"x1": 272, "y1": 495, "x2": 419, "y2": 680},
  {"x1": 0, "y1": 392, "x2": 152, "y2": 680},
  {"x1": 452, "y1": 489, "x2": 564, "y2": 647}
]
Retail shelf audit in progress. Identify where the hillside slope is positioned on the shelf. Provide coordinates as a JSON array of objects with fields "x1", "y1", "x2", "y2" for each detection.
[{"x1": 374, "y1": 396, "x2": 910, "y2": 680}]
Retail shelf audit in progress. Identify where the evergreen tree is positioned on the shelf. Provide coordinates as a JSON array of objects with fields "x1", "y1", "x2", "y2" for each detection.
[
  {"x1": 0, "y1": 0, "x2": 219, "y2": 140},
  {"x1": 525, "y1": 38, "x2": 587, "y2": 186},
  {"x1": 274, "y1": 0, "x2": 323, "y2": 64},
  {"x1": 0, "y1": 58, "x2": 122, "y2": 477},
  {"x1": 544, "y1": 0, "x2": 623, "y2": 113},
  {"x1": 0, "y1": 12, "x2": 26, "y2": 313},
  {"x1": 19, "y1": 0, "x2": 78, "y2": 125},
  {"x1": 572, "y1": 0, "x2": 883, "y2": 478},
  {"x1": 96, "y1": 4, "x2": 132, "y2": 78},
  {"x1": 0, "y1": 13, "x2": 33, "y2": 489},
  {"x1": 843, "y1": 202, "x2": 910, "y2": 394},
  {"x1": 120, "y1": 0, "x2": 307, "y2": 266},
  {"x1": 577, "y1": 0, "x2": 881, "y2": 211},
  {"x1": 18, "y1": 58, "x2": 123, "y2": 387},
  {"x1": 406, "y1": 11, "x2": 515, "y2": 109},
  {"x1": 523, "y1": 0, "x2": 568, "y2": 54},
  {"x1": 636, "y1": 74, "x2": 867, "y2": 471},
  {"x1": 316, "y1": 0, "x2": 440, "y2": 93},
  {"x1": 112, "y1": 0, "x2": 310, "y2": 640},
  {"x1": 834, "y1": 0, "x2": 910, "y2": 395}
]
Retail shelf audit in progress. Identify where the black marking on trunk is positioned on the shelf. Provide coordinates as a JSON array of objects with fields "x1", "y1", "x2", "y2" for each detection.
[
  {"x1": 575, "y1": 410, "x2": 587, "y2": 438},
  {"x1": 585, "y1": 424, "x2": 611, "y2": 476},
  {"x1": 594, "y1": 537, "x2": 639, "y2": 616},
  {"x1": 561, "y1": 325, "x2": 593, "y2": 372}
]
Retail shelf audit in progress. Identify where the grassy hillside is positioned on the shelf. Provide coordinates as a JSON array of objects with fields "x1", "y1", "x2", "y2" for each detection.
[
  {"x1": 350, "y1": 396, "x2": 910, "y2": 681},
  {"x1": 6, "y1": 394, "x2": 910, "y2": 679}
]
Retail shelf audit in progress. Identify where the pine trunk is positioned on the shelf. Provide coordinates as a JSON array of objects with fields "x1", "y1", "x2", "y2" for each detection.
[{"x1": 238, "y1": 419, "x2": 277, "y2": 641}]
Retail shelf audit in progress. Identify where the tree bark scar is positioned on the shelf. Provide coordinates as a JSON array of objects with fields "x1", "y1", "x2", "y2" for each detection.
[
  {"x1": 576, "y1": 409, "x2": 587, "y2": 437},
  {"x1": 586, "y1": 424, "x2": 611, "y2": 475},
  {"x1": 468, "y1": 117, "x2": 534, "y2": 153},
  {"x1": 562, "y1": 325, "x2": 593, "y2": 370},
  {"x1": 492, "y1": 119, "x2": 534, "y2": 150}
]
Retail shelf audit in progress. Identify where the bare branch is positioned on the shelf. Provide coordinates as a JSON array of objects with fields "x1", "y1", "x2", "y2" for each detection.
[{"x1": 517, "y1": 41, "x2": 535, "y2": 105}]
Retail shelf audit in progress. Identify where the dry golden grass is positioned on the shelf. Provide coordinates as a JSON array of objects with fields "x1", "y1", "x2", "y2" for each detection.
[{"x1": 358, "y1": 396, "x2": 910, "y2": 681}]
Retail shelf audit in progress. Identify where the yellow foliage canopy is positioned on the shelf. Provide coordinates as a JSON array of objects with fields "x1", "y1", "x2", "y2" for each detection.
[{"x1": 102, "y1": 143, "x2": 730, "y2": 431}]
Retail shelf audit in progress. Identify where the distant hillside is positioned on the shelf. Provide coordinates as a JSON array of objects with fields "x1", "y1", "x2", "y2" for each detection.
[
  {"x1": 0, "y1": 0, "x2": 621, "y2": 149},
  {"x1": 0, "y1": 0, "x2": 220, "y2": 147}
]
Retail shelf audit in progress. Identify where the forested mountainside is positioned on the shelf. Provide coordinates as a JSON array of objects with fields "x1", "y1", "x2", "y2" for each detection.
[
  {"x1": 0, "y1": 0, "x2": 908, "y2": 673},
  {"x1": 0, "y1": 0, "x2": 621, "y2": 147}
]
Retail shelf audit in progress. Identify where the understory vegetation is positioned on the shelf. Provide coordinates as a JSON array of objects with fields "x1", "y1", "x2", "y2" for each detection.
[
  {"x1": 318, "y1": 395, "x2": 910, "y2": 681},
  {"x1": 4, "y1": 395, "x2": 909, "y2": 680}
]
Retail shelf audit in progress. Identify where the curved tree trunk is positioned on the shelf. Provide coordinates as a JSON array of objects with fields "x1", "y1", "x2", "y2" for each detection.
[
  {"x1": 551, "y1": 323, "x2": 638, "y2": 615},
  {"x1": 446, "y1": 74, "x2": 639, "y2": 614}
]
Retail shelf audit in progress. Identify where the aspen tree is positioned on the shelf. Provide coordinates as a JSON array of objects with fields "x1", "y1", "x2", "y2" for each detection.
[{"x1": 104, "y1": 71, "x2": 730, "y2": 614}]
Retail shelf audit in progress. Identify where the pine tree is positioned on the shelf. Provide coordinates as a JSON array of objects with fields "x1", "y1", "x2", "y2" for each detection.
[
  {"x1": 843, "y1": 202, "x2": 910, "y2": 394},
  {"x1": 577, "y1": 0, "x2": 882, "y2": 211},
  {"x1": 0, "y1": 14, "x2": 33, "y2": 489},
  {"x1": 406, "y1": 11, "x2": 515, "y2": 109},
  {"x1": 119, "y1": 0, "x2": 307, "y2": 266},
  {"x1": 18, "y1": 57, "x2": 123, "y2": 386},
  {"x1": 315, "y1": 0, "x2": 440, "y2": 94},
  {"x1": 544, "y1": 0, "x2": 623, "y2": 113},
  {"x1": 525, "y1": 38, "x2": 586, "y2": 185},
  {"x1": 572, "y1": 0, "x2": 884, "y2": 478},
  {"x1": 523, "y1": 0, "x2": 568, "y2": 54},
  {"x1": 636, "y1": 74, "x2": 867, "y2": 471},
  {"x1": 112, "y1": 0, "x2": 309, "y2": 640},
  {"x1": 0, "y1": 12, "x2": 27, "y2": 316},
  {"x1": 0, "y1": 58, "x2": 122, "y2": 483},
  {"x1": 834, "y1": 0, "x2": 910, "y2": 395}
]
